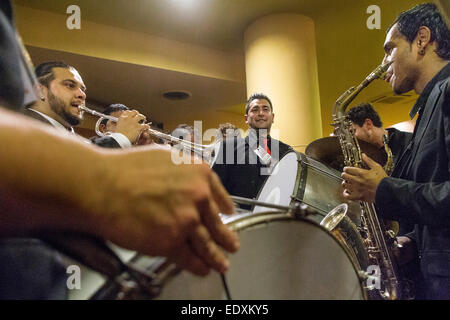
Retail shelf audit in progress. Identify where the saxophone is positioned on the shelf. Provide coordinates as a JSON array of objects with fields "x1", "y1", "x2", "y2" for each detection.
[{"x1": 330, "y1": 62, "x2": 408, "y2": 300}]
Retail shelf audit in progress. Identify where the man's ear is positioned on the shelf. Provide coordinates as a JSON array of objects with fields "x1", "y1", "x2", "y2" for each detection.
[
  {"x1": 364, "y1": 118, "x2": 374, "y2": 129},
  {"x1": 244, "y1": 114, "x2": 248, "y2": 124},
  {"x1": 416, "y1": 26, "x2": 432, "y2": 52},
  {"x1": 39, "y1": 84, "x2": 47, "y2": 101},
  {"x1": 272, "y1": 113, "x2": 275, "y2": 123}
]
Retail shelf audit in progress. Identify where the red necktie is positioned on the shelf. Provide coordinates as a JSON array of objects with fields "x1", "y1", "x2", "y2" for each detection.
[{"x1": 263, "y1": 138, "x2": 271, "y2": 155}]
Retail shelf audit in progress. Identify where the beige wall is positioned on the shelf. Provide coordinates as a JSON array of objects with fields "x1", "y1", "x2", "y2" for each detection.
[{"x1": 14, "y1": 5, "x2": 245, "y2": 83}]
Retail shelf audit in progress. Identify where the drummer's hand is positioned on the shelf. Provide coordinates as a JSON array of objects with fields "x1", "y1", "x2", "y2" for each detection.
[
  {"x1": 341, "y1": 153, "x2": 387, "y2": 203},
  {"x1": 89, "y1": 149, "x2": 239, "y2": 276},
  {"x1": 168, "y1": 169, "x2": 240, "y2": 275}
]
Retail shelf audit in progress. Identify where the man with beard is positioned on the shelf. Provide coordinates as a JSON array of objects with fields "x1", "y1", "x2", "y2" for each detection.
[
  {"x1": 27, "y1": 61, "x2": 148, "y2": 148},
  {"x1": 347, "y1": 103, "x2": 413, "y2": 173},
  {"x1": 0, "y1": 1, "x2": 239, "y2": 299},
  {"x1": 342, "y1": 3, "x2": 450, "y2": 299},
  {"x1": 213, "y1": 93, "x2": 292, "y2": 208}
]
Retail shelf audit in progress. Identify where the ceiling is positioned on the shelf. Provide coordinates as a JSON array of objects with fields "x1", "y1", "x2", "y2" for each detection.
[
  {"x1": 14, "y1": 0, "x2": 424, "y2": 135},
  {"x1": 15, "y1": 0, "x2": 352, "y2": 52},
  {"x1": 26, "y1": 45, "x2": 247, "y2": 130}
]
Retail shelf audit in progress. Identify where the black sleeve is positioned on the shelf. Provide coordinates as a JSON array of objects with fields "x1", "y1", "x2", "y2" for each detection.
[
  {"x1": 375, "y1": 82, "x2": 450, "y2": 227},
  {"x1": 212, "y1": 139, "x2": 231, "y2": 190},
  {"x1": 91, "y1": 136, "x2": 121, "y2": 149},
  {"x1": 0, "y1": 7, "x2": 25, "y2": 110}
]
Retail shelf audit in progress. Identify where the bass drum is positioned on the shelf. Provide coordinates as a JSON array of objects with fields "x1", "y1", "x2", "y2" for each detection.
[
  {"x1": 71, "y1": 210, "x2": 366, "y2": 299},
  {"x1": 142, "y1": 210, "x2": 365, "y2": 299},
  {"x1": 254, "y1": 151, "x2": 361, "y2": 225}
]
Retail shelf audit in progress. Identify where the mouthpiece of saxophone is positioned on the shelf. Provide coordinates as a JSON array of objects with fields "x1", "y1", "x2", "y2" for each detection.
[{"x1": 379, "y1": 61, "x2": 394, "y2": 80}]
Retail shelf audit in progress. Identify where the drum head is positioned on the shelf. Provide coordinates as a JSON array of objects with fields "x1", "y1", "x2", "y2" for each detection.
[
  {"x1": 156, "y1": 213, "x2": 365, "y2": 300},
  {"x1": 254, "y1": 152, "x2": 298, "y2": 213}
]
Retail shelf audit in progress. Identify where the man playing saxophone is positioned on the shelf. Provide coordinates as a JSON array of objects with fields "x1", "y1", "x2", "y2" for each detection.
[{"x1": 342, "y1": 3, "x2": 450, "y2": 299}]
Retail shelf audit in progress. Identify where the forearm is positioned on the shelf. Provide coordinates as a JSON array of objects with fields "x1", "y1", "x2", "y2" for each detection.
[
  {"x1": 0, "y1": 107, "x2": 107, "y2": 236},
  {"x1": 0, "y1": 184, "x2": 91, "y2": 236}
]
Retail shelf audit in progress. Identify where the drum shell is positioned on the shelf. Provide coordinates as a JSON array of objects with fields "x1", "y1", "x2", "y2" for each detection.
[{"x1": 294, "y1": 153, "x2": 361, "y2": 224}]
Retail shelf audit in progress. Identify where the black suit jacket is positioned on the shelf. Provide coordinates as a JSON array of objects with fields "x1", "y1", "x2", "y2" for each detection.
[
  {"x1": 386, "y1": 127, "x2": 412, "y2": 168},
  {"x1": 23, "y1": 108, "x2": 66, "y2": 127},
  {"x1": 0, "y1": 1, "x2": 24, "y2": 109},
  {"x1": 213, "y1": 133, "x2": 293, "y2": 208},
  {"x1": 23, "y1": 108, "x2": 121, "y2": 148},
  {"x1": 376, "y1": 64, "x2": 450, "y2": 299}
]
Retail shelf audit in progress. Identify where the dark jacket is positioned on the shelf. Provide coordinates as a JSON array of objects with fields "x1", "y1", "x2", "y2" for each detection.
[
  {"x1": 90, "y1": 135, "x2": 121, "y2": 148},
  {"x1": 23, "y1": 108, "x2": 121, "y2": 148},
  {"x1": 213, "y1": 131, "x2": 292, "y2": 207},
  {"x1": 376, "y1": 63, "x2": 450, "y2": 299},
  {"x1": 386, "y1": 127, "x2": 412, "y2": 168}
]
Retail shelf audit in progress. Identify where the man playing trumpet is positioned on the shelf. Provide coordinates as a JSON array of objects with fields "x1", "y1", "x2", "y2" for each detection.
[
  {"x1": 91, "y1": 103, "x2": 157, "y2": 147},
  {"x1": 26, "y1": 61, "x2": 148, "y2": 149}
]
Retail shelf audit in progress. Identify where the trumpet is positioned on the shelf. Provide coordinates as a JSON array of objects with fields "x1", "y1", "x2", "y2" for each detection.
[{"x1": 79, "y1": 104, "x2": 222, "y2": 166}]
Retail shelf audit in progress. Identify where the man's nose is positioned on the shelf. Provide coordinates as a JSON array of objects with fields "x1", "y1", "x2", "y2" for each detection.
[{"x1": 76, "y1": 88, "x2": 86, "y2": 100}]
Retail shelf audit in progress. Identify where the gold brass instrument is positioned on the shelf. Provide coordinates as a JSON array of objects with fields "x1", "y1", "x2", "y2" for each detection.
[
  {"x1": 320, "y1": 203, "x2": 370, "y2": 273},
  {"x1": 382, "y1": 134, "x2": 395, "y2": 176},
  {"x1": 327, "y1": 62, "x2": 412, "y2": 300},
  {"x1": 79, "y1": 105, "x2": 221, "y2": 166},
  {"x1": 381, "y1": 135, "x2": 400, "y2": 235}
]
